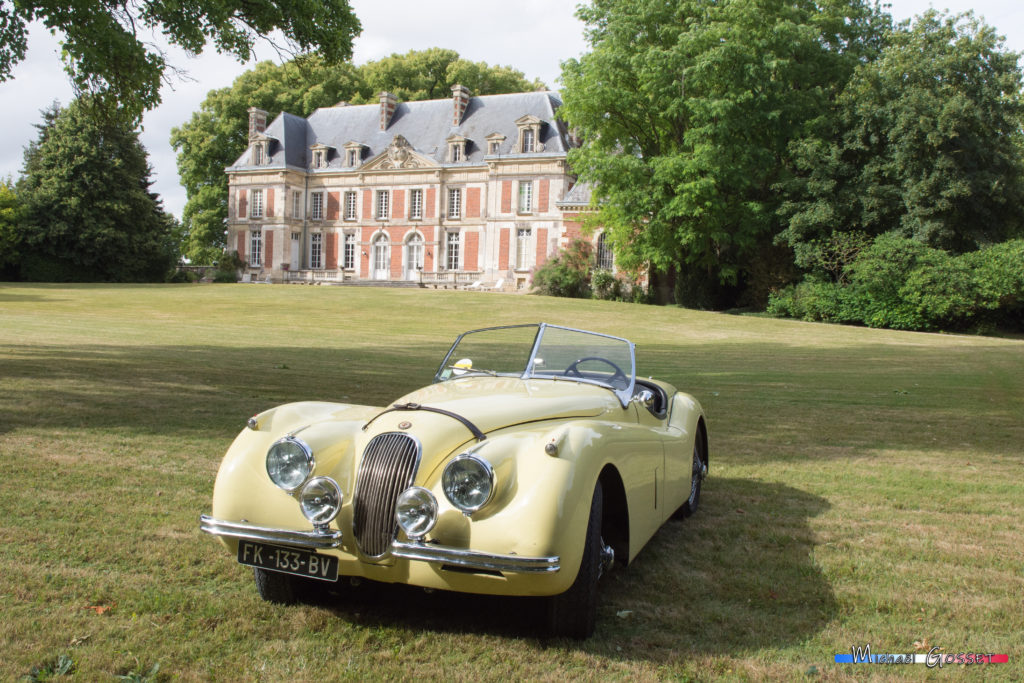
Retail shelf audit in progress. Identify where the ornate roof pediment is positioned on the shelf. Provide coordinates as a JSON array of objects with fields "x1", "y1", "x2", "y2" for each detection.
[{"x1": 362, "y1": 135, "x2": 439, "y2": 170}]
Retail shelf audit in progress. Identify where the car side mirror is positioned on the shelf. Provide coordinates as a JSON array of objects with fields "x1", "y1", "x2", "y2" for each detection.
[{"x1": 634, "y1": 389, "x2": 655, "y2": 410}]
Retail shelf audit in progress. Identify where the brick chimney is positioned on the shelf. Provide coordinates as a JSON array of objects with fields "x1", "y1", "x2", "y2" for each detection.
[
  {"x1": 379, "y1": 92, "x2": 397, "y2": 130},
  {"x1": 452, "y1": 84, "x2": 471, "y2": 126},
  {"x1": 248, "y1": 107, "x2": 268, "y2": 142}
]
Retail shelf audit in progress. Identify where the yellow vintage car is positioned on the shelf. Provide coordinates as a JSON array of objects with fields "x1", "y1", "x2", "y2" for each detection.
[{"x1": 200, "y1": 323, "x2": 708, "y2": 638}]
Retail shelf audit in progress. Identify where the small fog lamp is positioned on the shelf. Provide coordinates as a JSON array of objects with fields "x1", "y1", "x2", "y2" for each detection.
[
  {"x1": 299, "y1": 477, "x2": 342, "y2": 527},
  {"x1": 396, "y1": 487, "x2": 438, "y2": 540}
]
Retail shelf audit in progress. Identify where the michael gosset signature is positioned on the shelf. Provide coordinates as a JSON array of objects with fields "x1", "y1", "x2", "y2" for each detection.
[{"x1": 834, "y1": 644, "x2": 1009, "y2": 668}]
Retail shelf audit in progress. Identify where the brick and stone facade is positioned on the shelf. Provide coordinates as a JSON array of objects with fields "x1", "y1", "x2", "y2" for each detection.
[{"x1": 226, "y1": 87, "x2": 593, "y2": 289}]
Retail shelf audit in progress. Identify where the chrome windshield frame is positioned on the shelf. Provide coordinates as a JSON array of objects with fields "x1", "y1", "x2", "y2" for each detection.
[{"x1": 433, "y1": 323, "x2": 636, "y2": 407}]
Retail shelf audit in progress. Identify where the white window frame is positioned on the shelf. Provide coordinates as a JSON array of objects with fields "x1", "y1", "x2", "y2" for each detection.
[
  {"x1": 515, "y1": 227, "x2": 532, "y2": 270},
  {"x1": 252, "y1": 143, "x2": 265, "y2": 166},
  {"x1": 489, "y1": 140, "x2": 501, "y2": 155},
  {"x1": 250, "y1": 189, "x2": 264, "y2": 218},
  {"x1": 445, "y1": 231, "x2": 460, "y2": 271},
  {"x1": 310, "y1": 233, "x2": 323, "y2": 270},
  {"x1": 347, "y1": 149, "x2": 358, "y2": 167},
  {"x1": 448, "y1": 188, "x2": 462, "y2": 220},
  {"x1": 521, "y1": 128, "x2": 535, "y2": 153},
  {"x1": 376, "y1": 190, "x2": 390, "y2": 220},
  {"x1": 517, "y1": 182, "x2": 533, "y2": 214},
  {"x1": 310, "y1": 191, "x2": 324, "y2": 221},
  {"x1": 291, "y1": 190, "x2": 301, "y2": 219},
  {"x1": 249, "y1": 228, "x2": 262, "y2": 267},
  {"x1": 344, "y1": 191, "x2": 357, "y2": 221},
  {"x1": 409, "y1": 188, "x2": 423, "y2": 220},
  {"x1": 342, "y1": 232, "x2": 356, "y2": 270}
]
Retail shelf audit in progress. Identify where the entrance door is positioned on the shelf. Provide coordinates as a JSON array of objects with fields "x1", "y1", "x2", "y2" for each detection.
[
  {"x1": 372, "y1": 233, "x2": 390, "y2": 280},
  {"x1": 404, "y1": 233, "x2": 424, "y2": 280}
]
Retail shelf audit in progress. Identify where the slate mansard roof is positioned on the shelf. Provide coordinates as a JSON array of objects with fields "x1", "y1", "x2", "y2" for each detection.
[{"x1": 229, "y1": 91, "x2": 571, "y2": 171}]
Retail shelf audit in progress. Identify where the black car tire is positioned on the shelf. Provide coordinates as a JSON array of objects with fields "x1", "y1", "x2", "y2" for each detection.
[
  {"x1": 254, "y1": 567, "x2": 306, "y2": 605},
  {"x1": 679, "y1": 431, "x2": 707, "y2": 518},
  {"x1": 544, "y1": 480, "x2": 603, "y2": 639}
]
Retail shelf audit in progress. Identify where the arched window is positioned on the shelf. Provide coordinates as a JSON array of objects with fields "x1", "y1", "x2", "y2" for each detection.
[
  {"x1": 372, "y1": 233, "x2": 390, "y2": 280},
  {"x1": 596, "y1": 233, "x2": 614, "y2": 271},
  {"x1": 404, "y1": 232, "x2": 424, "y2": 280}
]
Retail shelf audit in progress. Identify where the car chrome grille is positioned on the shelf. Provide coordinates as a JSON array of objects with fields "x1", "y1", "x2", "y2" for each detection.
[{"x1": 352, "y1": 432, "x2": 420, "y2": 557}]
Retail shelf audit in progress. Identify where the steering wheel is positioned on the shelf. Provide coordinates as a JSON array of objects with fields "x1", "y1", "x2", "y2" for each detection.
[{"x1": 565, "y1": 356, "x2": 627, "y2": 385}]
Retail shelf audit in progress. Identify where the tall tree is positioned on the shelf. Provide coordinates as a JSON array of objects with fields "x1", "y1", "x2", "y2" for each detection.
[
  {"x1": 780, "y1": 10, "x2": 1024, "y2": 262},
  {"x1": 358, "y1": 48, "x2": 544, "y2": 101},
  {"x1": 559, "y1": 0, "x2": 890, "y2": 307},
  {"x1": 16, "y1": 99, "x2": 179, "y2": 281},
  {"x1": 0, "y1": 0, "x2": 361, "y2": 122},
  {"x1": 171, "y1": 49, "x2": 543, "y2": 262},
  {"x1": 0, "y1": 180, "x2": 27, "y2": 277}
]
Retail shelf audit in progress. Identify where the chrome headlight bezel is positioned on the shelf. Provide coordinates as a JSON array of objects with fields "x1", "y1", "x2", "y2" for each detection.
[
  {"x1": 265, "y1": 435, "x2": 314, "y2": 492},
  {"x1": 299, "y1": 476, "x2": 343, "y2": 527},
  {"x1": 395, "y1": 486, "x2": 438, "y2": 540},
  {"x1": 442, "y1": 453, "x2": 495, "y2": 513}
]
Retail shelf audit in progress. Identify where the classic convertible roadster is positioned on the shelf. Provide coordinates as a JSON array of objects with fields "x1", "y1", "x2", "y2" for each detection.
[{"x1": 201, "y1": 323, "x2": 708, "y2": 637}]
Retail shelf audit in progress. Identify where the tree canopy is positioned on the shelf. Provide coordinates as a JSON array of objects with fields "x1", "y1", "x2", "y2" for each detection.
[
  {"x1": 0, "y1": 0, "x2": 361, "y2": 122},
  {"x1": 780, "y1": 10, "x2": 1024, "y2": 262},
  {"x1": 11, "y1": 99, "x2": 179, "y2": 281},
  {"x1": 171, "y1": 49, "x2": 544, "y2": 262},
  {"x1": 560, "y1": 1, "x2": 1024, "y2": 310}
]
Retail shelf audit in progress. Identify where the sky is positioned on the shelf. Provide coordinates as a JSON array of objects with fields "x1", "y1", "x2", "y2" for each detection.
[{"x1": 0, "y1": 0, "x2": 1022, "y2": 222}]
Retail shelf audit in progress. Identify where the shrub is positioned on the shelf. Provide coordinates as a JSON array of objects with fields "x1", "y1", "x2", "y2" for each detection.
[
  {"x1": 767, "y1": 279, "x2": 855, "y2": 323},
  {"x1": 212, "y1": 250, "x2": 244, "y2": 283},
  {"x1": 533, "y1": 239, "x2": 592, "y2": 298},
  {"x1": 167, "y1": 269, "x2": 199, "y2": 283},
  {"x1": 592, "y1": 269, "x2": 625, "y2": 301},
  {"x1": 771, "y1": 234, "x2": 1024, "y2": 332}
]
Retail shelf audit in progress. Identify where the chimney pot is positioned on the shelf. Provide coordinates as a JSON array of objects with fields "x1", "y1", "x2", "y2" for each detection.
[
  {"x1": 451, "y1": 84, "x2": 471, "y2": 126},
  {"x1": 379, "y1": 92, "x2": 398, "y2": 130},
  {"x1": 247, "y1": 107, "x2": 268, "y2": 142}
]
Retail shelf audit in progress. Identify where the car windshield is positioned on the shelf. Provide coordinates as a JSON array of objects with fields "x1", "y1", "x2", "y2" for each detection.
[{"x1": 434, "y1": 324, "x2": 636, "y2": 404}]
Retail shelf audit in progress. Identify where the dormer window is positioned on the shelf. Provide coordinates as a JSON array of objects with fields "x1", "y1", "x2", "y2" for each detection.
[
  {"x1": 252, "y1": 142, "x2": 266, "y2": 165},
  {"x1": 486, "y1": 132, "x2": 506, "y2": 156},
  {"x1": 310, "y1": 143, "x2": 332, "y2": 169},
  {"x1": 515, "y1": 115, "x2": 542, "y2": 154},
  {"x1": 521, "y1": 129, "x2": 534, "y2": 153},
  {"x1": 447, "y1": 134, "x2": 468, "y2": 163},
  {"x1": 343, "y1": 141, "x2": 365, "y2": 168}
]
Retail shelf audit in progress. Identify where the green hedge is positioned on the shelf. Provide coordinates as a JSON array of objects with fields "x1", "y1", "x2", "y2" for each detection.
[{"x1": 768, "y1": 236, "x2": 1024, "y2": 332}]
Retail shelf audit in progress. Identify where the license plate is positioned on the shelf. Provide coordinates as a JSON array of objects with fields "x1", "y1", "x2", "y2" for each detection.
[{"x1": 237, "y1": 541, "x2": 338, "y2": 582}]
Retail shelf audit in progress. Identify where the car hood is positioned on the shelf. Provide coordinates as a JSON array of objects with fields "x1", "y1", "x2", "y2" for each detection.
[
  {"x1": 396, "y1": 376, "x2": 619, "y2": 430},
  {"x1": 352, "y1": 376, "x2": 621, "y2": 463}
]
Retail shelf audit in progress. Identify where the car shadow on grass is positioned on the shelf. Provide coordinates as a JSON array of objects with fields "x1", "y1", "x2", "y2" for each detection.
[{"x1": 305, "y1": 476, "x2": 835, "y2": 661}]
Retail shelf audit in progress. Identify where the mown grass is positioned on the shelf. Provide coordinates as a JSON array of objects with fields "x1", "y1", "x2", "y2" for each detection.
[{"x1": 0, "y1": 283, "x2": 1021, "y2": 681}]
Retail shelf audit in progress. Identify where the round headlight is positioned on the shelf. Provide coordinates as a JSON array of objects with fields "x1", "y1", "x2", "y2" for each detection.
[
  {"x1": 299, "y1": 476, "x2": 342, "y2": 526},
  {"x1": 442, "y1": 454, "x2": 494, "y2": 513},
  {"x1": 395, "y1": 486, "x2": 438, "y2": 540},
  {"x1": 266, "y1": 436, "x2": 314, "y2": 492}
]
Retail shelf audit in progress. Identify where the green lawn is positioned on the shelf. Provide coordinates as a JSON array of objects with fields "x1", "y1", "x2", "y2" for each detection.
[{"x1": 1, "y1": 283, "x2": 1021, "y2": 681}]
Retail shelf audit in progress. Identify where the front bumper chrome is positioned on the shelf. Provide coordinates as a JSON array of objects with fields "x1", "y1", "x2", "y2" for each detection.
[
  {"x1": 391, "y1": 541, "x2": 560, "y2": 574},
  {"x1": 200, "y1": 515, "x2": 560, "y2": 573},
  {"x1": 199, "y1": 514, "x2": 342, "y2": 549}
]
